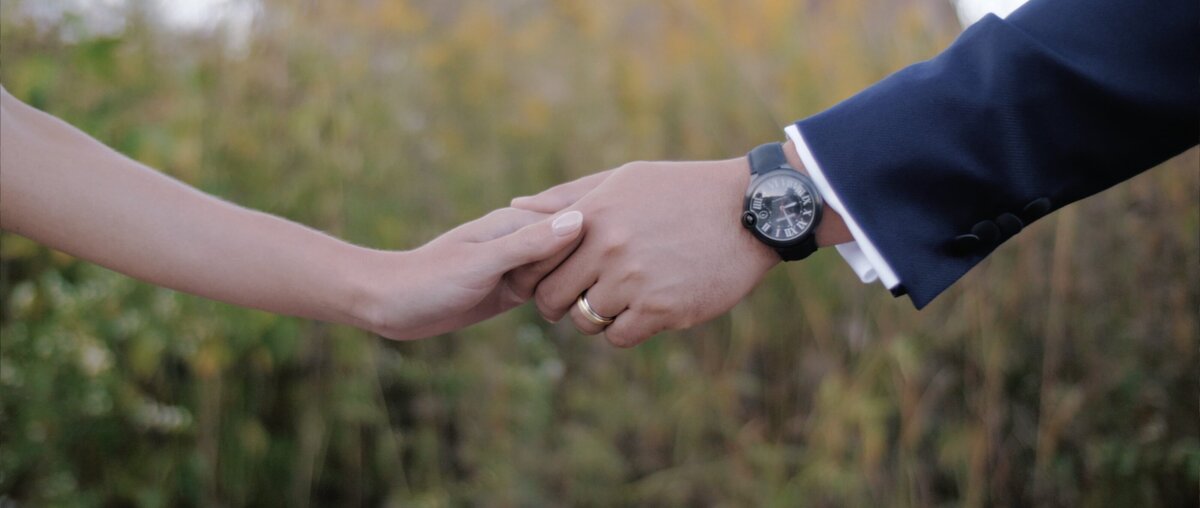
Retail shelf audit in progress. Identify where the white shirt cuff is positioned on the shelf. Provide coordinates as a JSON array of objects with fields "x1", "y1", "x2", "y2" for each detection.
[{"x1": 784, "y1": 124, "x2": 901, "y2": 290}]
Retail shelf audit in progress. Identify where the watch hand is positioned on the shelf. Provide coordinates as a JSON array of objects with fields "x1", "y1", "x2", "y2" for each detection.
[{"x1": 780, "y1": 205, "x2": 795, "y2": 228}]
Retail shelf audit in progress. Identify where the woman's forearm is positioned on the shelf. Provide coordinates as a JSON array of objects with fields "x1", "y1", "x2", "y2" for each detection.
[
  {"x1": 0, "y1": 86, "x2": 585, "y2": 341},
  {"x1": 0, "y1": 86, "x2": 386, "y2": 328}
]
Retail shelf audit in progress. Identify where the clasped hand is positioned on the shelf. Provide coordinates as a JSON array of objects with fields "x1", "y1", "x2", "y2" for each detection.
[
  {"x1": 508, "y1": 158, "x2": 782, "y2": 347},
  {"x1": 319, "y1": 150, "x2": 849, "y2": 344}
]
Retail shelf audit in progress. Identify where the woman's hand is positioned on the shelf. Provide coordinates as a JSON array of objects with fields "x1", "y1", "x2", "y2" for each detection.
[
  {"x1": 356, "y1": 209, "x2": 584, "y2": 340},
  {"x1": 1, "y1": 87, "x2": 582, "y2": 341}
]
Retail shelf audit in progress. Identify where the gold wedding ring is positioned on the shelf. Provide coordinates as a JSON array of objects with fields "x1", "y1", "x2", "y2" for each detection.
[{"x1": 576, "y1": 292, "x2": 616, "y2": 327}]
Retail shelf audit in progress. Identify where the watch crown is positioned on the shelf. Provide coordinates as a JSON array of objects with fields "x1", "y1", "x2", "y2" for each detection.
[{"x1": 741, "y1": 211, "x2": 757, "y2": 228}]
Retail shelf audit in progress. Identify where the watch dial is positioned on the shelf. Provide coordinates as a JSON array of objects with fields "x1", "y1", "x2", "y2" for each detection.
[{"x1": 749, "y1": 174, "x2": 817, "y2": 242}]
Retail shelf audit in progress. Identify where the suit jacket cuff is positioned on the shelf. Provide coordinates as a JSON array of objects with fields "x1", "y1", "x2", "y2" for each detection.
[{"x1": 784, "y1": 125, "x2": 901, "y2": 290}]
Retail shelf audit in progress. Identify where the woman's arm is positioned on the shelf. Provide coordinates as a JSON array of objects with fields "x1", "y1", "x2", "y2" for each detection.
[
  {"x1": 0, "y1": 86, "x2": 380, "y2": 328},
  {"x1": 0, "y1": 86, "x2": 582, "y2": 339}
]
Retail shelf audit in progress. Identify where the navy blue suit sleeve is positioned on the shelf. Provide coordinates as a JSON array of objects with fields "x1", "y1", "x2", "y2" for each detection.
[{"x1": 796, "y1": 0, "x2": 1199, "y2": 308}]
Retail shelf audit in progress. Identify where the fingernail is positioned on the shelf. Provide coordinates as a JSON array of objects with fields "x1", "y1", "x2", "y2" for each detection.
[
  {"x1": 511, "y1": 196, "x2": 530, "y2": 205},
  {"x1": 551, "y1": 211, "x2": 583, "y2": 236}
]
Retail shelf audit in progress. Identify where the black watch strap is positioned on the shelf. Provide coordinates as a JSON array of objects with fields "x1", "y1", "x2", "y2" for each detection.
[
  {"x1": 776, "y1": 235, "x2": 818, "y2": 261},
  {"x1": 747, "y1": 142, "x2": 790, "y2": 175}
]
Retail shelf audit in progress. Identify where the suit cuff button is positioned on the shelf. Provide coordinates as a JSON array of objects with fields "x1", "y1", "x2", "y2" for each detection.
[
  {"x1": 970, "y1": 220, "x2": 1000, "y2": 246},
  {"x1": 1021, "y1": 198, "x2": 1052, "y2": 223},
  {"x1": 949, "y1": 233, "x2": 981, "y2": 256},
  {"x1": 996, "y1": 213, "x2": 1024, "y2": 237}
]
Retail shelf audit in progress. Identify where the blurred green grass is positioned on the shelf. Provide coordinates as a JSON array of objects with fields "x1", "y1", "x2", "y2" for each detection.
[{"x1": 1, "y1": 0, "x2": 1196, "y2": 506}]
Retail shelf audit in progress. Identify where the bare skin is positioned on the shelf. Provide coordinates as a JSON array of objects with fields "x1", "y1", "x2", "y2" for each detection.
[
  {"x1": 0, "y1": 85, "x2": 582, "y2": 340},
  {"x1": 510, "y1": 141, "x2": 851, "y2": 347}
]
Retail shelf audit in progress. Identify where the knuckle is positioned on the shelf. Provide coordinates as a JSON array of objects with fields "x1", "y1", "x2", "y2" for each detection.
[
  {"x1": 534, "y1": 291, "x2": 556, "y2": 316},
  {"x1": 620, "y1": 260, "x2": 647, "y2": 284},
  {"x1": 640, "y1": 295, "x2": 674, "y2": 316},
  {"x1": 605, "y1": 330, "x2": 637, "y2": 349},
  {"x1": 599, "y1": 228, "x2": 631, "y2": 256},
  {"x1": 540, "y1": 309, "x2": 562, "y2": 323},
  {"x1": 535, "y1": 292, "x2": 570, "y2": 322},
  {"x1": 638, "y1": 292, "x2": 705, "y2": 330}
]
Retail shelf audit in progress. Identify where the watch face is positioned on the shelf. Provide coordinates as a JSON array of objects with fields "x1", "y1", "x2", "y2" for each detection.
[{"x1": 748, "y1": 172, "x2": 818, "y2": 243}]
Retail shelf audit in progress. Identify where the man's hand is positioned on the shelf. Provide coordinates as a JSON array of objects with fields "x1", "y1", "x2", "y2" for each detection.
[{"x1": 511, "y1": 158, "x2": 780, "y2": 347}]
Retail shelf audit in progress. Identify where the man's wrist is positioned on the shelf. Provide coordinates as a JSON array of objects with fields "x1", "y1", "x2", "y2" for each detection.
[
  {"x1": 780, "y1": 139, "x2": 853, "y2": 247},
  {"x1": 720, "y1": 156, "x2": 782, "y2": 270}
]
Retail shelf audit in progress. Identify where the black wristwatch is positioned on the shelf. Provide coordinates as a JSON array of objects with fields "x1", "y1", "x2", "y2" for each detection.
[{"x1": 741, "y1": 142, "x2": 824, "y2": 261}]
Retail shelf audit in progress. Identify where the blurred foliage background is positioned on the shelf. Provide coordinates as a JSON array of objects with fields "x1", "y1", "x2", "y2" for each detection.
[{"x1": 1, "y1": 0, "x2": 1196, "y2": 506}]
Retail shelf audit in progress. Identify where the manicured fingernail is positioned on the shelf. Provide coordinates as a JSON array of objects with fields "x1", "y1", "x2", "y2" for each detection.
[
  {"x1": 511, "y1": 196, "x2": 530, "y2": 205},
  {"x1": 551, "y1": 211, "x2": 583, "y2": 236}
]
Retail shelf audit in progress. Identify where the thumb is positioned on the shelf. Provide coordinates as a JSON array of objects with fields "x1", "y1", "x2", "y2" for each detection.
[{"x1": 487, "y1": 210, "x2": 583, "y2": 271}]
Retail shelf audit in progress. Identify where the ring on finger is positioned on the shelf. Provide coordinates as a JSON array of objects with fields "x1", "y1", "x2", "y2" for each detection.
[{"x1": 575, "y1": 292, "x2": 616, "y2": 327}]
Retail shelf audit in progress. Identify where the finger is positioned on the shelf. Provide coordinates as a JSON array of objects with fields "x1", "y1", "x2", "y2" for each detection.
[
  {"x1": 532, "y1": 236, "x2": 603, "y2": 322},
  {"x1": 602, "y1": 309, "x2": 664, "y2": 349},
  {"x1": 567, "y1": 277, "x2": 628, "y2": 336},
  {"x1": 504, "y1": 234, "x2": 583, "y2": 300},
  {"x1": 449, "y1": 208, "x2": 549, "y2": 243},
  {"x1": 485, "y1": 211, "x2": 583, "y2": 272},
  {"x1": 510, "y1": 169, "x2": 615, "y2": 213}
]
